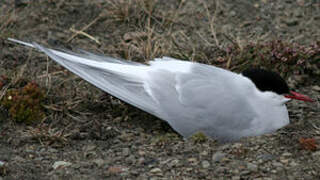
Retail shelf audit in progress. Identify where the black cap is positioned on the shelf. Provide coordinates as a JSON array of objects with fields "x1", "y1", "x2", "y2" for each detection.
[{"x1": 242, "y1": 68, "x2": 289, "y2": 95}]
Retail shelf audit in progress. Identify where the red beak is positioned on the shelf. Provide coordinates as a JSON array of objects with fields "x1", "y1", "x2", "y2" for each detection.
[{"x1": 284, "y1": 91, "x2": 314, "y2": 102}]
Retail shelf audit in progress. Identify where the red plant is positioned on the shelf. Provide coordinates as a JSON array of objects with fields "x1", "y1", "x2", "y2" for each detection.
[
  {"x1": 299, "y1": 137, "x2": 318, "y2": 151},
  {"x1": 1, "y1": 81, "x2": 45, "y2": 124}
]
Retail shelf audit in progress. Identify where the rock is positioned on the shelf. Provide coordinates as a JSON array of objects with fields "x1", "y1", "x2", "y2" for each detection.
[
  {"x1": 122, "y1": 148, "x2": 130, "y2": 156},
  {"x1": 272, "y1": 162, "x2": 283, "y2": 167},
  {"x1": 167, "y1": 159, "x2": 179, "y2": 168},
  {"x1": 149, "y1": 177, "x2": 159, "y2": 180},
  {"x1": 107, "y1": 166, "x2": 124, "y2": 174},
  {"x1": 293, "y1": 9, "x2": 303, "y2": 18},
  {"x1": 83, "y1": 144, "x2": 97, "y2": 151},
  {"x1": 232, "y1": 143, "x2": 243, "y2": 149},
  {"x1": 282, "y1": 152, "x2": 292, "y2": 157},
  {"x1": 312, "y1": 151, "x2": 320, "y2": 157},
  {"x1": 232, "y1": 176, "x2": 240, "y2": 180},
  {"x1": 212, "y1": 152, "x2": 226, "y2": 162},
  {"x1": 13, "y1": 156, "x2": 25, "y2": 162},
  {"x1": 186, "y1": 167, "x2": 193, "y2": 172},
  {"x1": 240, "y1": 170, "x2": 250, "y2": 175},
  {"x1": 93, "y1": 159, "x2": 105, "y2": 167},
  {"x1": 263, "y1": 178, "x2": 273, "y2": 180},
  {"x1": 289, "y1": 161, "x2": 298, "y2": 167},
  {"x1": 247, "y1": 163, "x2": 258, "y2": 172},
  {"x1": 257, "y1": 153, "x2": 275, "y2": 161},
  {"x1": 52, "y1": 161, "x2": 72, "y2": 169},
  {"x1": 187, "y1": 158, "x2": 198, "y2": 164},
  {"x1": 215, "y1": 166, "x2": 228, "y2": 173},
  {"x1": 138, "y1": 157, "x2": 145, "y2": 165},
  {"x1": 150, "y1": 167, "x2": 161, "y2": 173},
  {"x1": 201, "y1": 160, "x2": 210, "y2": 168},
  {"x1": 200, "y1": 151, "x2": 208, "y2": 156},
  {"x1": 126, "y1": 155, "x2": 136, "y2": 164},
  {"x1": 72, "y1": 163, "x2": 81, "y2": 169},
  {"x1": 34, "y1": 157, "x2": 44, "y2": 161},
  {"x1": 312, "y1": 85, "x2": 320, "y2": 91},
  {"x1": 297, "y1": 0, "x2": 305, "y2": 6},
  {"x1": 280, "y1": 159, "x2": 289, "y2": 164},
  {"x1": 230, "y1": 11, "x2": 236, "y2": 17},
  {"x1": 138, "y1": 150, "x2": 146, "y2": 156},
  {"x1": 48, "y1": 148, "x2": 58, "y2": 153},
  {"x1": 149, "y1": 168, "x2": 163, "y2": 176}
]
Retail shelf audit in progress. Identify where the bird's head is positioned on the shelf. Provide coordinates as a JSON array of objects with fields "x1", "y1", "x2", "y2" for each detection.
[{"x1": 242, "y1": 68, "x2": 314, "y2": 103}]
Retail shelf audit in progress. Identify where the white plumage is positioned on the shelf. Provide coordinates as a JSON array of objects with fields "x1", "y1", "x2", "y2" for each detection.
[{"x1": 9, "y1": 38, "x2": 307, "y2": 141}]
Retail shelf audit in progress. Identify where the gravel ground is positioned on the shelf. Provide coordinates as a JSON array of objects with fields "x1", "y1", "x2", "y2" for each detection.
[{"x1": 0, "y1": 0, "x2": 320, "y2": 179}]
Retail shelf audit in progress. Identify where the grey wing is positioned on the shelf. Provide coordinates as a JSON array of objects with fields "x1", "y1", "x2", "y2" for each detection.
[
  {"x1": 148, "y1": 63, "x2": 258, "y2": 141},
  {"x1": 32, "y1": 43, "x2": 160, "y2": 116}
]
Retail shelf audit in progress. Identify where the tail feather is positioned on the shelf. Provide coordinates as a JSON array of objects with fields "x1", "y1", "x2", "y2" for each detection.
[
  {"x1": 8, "y1": 38, "x2": 160, "y2": 116},
  {"x1": 7, "y1": 38, "x2": 141, "y2": 65}
]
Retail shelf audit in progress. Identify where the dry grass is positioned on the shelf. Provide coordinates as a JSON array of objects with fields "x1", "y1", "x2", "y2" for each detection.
[{"x1": 24, "y1": 122, "x2": 71, "y2": 146}]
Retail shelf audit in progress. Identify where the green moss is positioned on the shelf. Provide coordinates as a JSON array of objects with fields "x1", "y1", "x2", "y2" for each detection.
[
  {"x1": 190, "y1": 132, "x2": 208, "y2": 143},
  {"x1": 1, "y1": 81, "x2": 45, "y2": 124}
]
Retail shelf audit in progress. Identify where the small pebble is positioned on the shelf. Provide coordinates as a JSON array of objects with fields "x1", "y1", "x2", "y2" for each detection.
[
  {"x1": 282, "y1": 152, "x2": 292, "y2": 157},
  {"x1": 232, "y1": 176, "x2": 240, "y2": 180},
  {"x1": 201, "y1": 160, "x2": 210, "y2": 168},
  {"x1": 272, "y1": 162, "x2": 283, "y2": 167},
  {"x1": 247, "y1": 163, "x2": 258, "y2": 172},
  {"x1": 312, "y1": 85, "x2": 320, "y2": 91},
  {"x1": 122, "y1": 148, "x2": 130, "y2": 156},
  {"x1": 150, "y1": 167, "x2": 163, "y2": 176},
  {"x1": 280, "y1": 159, "x2": 289, "y2": 164},
  {"x1": 92, "y1": 159, "x2": 105, "y2": 167},
  {"x1": 52, "y1": 161, "x2": 72, "y2": 169},
  {"x1": 212, "y1": 152, "x2": 226, "y2": 162}
]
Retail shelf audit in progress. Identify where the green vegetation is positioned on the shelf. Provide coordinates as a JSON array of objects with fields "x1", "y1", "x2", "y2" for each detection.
[{"x1": 1, "y1": 80, "x2": 45, "y2": 124}]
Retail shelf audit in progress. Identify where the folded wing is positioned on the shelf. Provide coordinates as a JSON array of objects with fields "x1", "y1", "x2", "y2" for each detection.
[{"x1": 147, "y1": 63, "x2": 258, "y2": 141}]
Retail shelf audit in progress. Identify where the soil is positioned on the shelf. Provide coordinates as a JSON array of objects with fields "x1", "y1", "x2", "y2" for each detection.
[{"x1": 0, "y1": 0, "x2": 320, "y2": 179}]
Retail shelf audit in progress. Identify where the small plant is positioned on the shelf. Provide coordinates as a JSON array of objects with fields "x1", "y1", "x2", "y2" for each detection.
[
  {"x1": 190, "y1": 132, "x2": 208, "y2": 143},
  {"x1": 1, "y1": 81, "x2": 45, "y2": 124},
  {"x1": 299, "y1": 137, "x2": 318, "y2": 151},
  {"x1": 221, "y1": 40, "x2": 320, "y2": 77}
]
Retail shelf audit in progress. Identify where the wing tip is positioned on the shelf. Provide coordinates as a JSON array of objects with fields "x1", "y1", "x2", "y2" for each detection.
[{"x1": 7, "y1": 38, "x2": 35, "y2": 48}]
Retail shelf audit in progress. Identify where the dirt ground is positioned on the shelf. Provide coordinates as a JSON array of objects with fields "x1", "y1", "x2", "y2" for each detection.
[{"x1": 0, "y1": 0, "x2": 320, "y2": 179}]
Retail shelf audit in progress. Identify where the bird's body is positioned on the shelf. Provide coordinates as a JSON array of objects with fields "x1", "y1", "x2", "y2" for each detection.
[{"x1": 8, "y1": 38, "x2": 313, "y2": 141}]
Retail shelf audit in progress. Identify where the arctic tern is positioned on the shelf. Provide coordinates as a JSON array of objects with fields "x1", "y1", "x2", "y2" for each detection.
[{"x1": 8, "y1": 38, "x2": 314, "y2": 141}]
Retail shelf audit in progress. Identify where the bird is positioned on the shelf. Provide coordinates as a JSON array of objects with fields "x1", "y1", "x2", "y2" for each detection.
[{"x1": 8, "y1": 38, "x2": 314, "y2": 141}]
